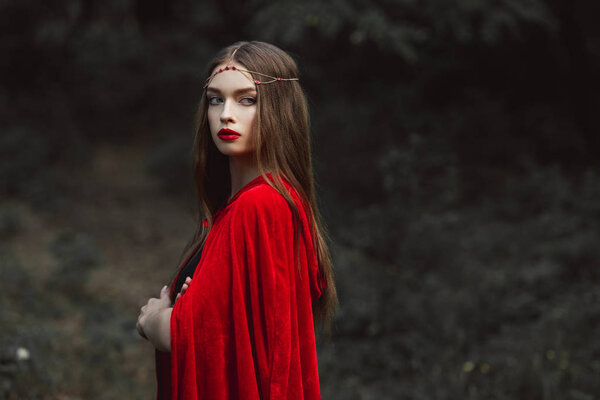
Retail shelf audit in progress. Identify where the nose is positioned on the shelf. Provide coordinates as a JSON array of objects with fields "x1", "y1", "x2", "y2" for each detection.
[{"x1": 220, "y1": 99, "x2": 235, "y2": 124}]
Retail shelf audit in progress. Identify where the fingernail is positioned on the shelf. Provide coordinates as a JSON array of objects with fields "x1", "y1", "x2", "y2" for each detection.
[{"x1": 162, "y1": 285, "x2": 168, "y2": 292}]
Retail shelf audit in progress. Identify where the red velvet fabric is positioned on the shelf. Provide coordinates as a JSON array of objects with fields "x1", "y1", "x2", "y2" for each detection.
[{"x1": 156, "y1": 175, "x2": 323, "y2": 399}]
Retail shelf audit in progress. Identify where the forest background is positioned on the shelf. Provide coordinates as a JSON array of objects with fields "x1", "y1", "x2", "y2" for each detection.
[{"x1": 1, "y1": 1, "x2": 600, "y2": 399}]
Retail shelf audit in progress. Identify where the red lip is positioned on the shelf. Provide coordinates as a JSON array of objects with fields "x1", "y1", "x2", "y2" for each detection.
[{"x1": 218, "y1": 128, "x2": 241, "y2": 136}]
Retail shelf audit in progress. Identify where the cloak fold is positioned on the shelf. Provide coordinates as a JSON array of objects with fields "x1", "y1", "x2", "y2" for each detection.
[{"x1": 157, "y1": 175, "x2": 323, "y2": 399}]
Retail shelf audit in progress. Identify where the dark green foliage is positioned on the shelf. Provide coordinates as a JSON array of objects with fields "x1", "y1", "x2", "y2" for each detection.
[
  {"x1": 1, "y1": 247, "x2": 25, "y2": 313},
  {"x1": 0, "y1": 206, "x2": 20, "y2": 239},
  {"x1": 322, "y1": 166, "x2": 600, "y2": 399},
  {"x1": 75, "y1": 301, "x2": 142, "y2": 399},
  {"x1": 48, "y1": 231, "x2": 102, "y2": 298},
  {"x1": 0, "y1": 247, "x2": 55, "y2": 398},
  {"x1": 145, "y1": 132, "x2": 194, "y2": 194},
  {"x1": 0, "y1": 124, "x2": 88, "y2": 212},
  {"x1": 0, "y1": 127, "x2": 47, "y2": 196},
  {"x1": 0, "y1": 243, "x2": 147, "y2": 398},
  {"x1": 0, "y1": 333, "x2": 56, "y2": 400}
]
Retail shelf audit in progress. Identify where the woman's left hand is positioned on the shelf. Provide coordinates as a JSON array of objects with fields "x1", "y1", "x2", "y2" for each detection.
[
  {"x1": 137, "y1": 286, "x2": 172, "y2": 351},
  {"x1": 175, "y1": 276, "x2": 192, "y2": 302}
]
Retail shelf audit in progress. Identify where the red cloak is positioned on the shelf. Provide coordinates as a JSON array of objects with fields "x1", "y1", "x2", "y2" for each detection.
[{"x1": 156, "y1": 175, "x2": 324, "y2": 399}]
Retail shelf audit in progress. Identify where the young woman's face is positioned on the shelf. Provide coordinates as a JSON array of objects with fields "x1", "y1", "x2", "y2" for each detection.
[{"x1": 206, "y1": 62, "x2": 258, "y2": 158}]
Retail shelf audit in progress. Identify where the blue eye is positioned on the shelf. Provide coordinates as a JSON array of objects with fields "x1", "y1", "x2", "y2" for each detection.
[
  {"x1": 207, "y1": 96, "x2": 222, "y2": 105},
  {"x1": 240, "y1": 97, "x2": 256, "y2": 105}
]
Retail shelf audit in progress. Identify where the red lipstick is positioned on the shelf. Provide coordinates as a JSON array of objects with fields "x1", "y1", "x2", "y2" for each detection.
[{"x1": 217, "y1": 128, "x2": 241, "y2": 141}]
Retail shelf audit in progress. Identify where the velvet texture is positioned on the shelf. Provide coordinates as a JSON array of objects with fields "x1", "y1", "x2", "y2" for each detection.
[{"x1": 156, "y1": 175, "x2": 323, "y2": 399}]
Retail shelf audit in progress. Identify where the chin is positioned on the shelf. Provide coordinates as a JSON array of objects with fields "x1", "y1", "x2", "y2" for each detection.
[{"x1": 215, "y1": 144, "x2": 255, "y2": 158}]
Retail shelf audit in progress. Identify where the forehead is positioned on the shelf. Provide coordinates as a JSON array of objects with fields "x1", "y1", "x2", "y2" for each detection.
[{"x1": 207, "y1": 62, "x2": 256, "y2": 91}]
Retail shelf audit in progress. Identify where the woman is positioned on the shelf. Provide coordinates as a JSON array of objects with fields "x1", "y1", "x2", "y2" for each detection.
[{"x1": 137, "y1": 41, "x2": 338, "y2": 399}]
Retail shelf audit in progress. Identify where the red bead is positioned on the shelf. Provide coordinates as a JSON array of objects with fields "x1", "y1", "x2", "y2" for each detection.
[
  {"x1": 219, "y1": 68, "x2": 223, "y2": 72},
  {"x1": 232, "y1": 66, "x2": 236, "y2": 70},
  {"x1": 225, "y1": 66, "x2": 229, "y2": 70},
  {"x1": 278, "y1": 77, "x2": 282, "y2": 81}
]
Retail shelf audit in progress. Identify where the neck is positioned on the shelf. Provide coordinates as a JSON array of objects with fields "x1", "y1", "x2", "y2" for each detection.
[{"x1": 228, "y1": 153, "x2": 261, "y2": 201}]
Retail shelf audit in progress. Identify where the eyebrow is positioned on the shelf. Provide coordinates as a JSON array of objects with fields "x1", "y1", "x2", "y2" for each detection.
[{"x1": 205, "y1": 87, "x2": 257, "y2": 95}]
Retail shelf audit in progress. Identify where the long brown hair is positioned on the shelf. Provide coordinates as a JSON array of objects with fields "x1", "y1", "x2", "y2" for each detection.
[{"x1": 184, "y1": 41, "x2": 337, "y2": 334}]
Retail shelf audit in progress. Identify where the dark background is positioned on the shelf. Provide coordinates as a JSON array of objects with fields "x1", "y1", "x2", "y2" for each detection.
[{"x1": 1, "y1": 1, "x2": 600, "y2": 399}]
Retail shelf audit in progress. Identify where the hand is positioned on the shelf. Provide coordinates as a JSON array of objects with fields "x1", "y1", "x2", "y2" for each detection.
[
  {"x1": 137, "y1": 285, "x2": 171, "y2": 340},
  {"x1": 136, "y1": 320, "x2": 147, "y2": 339},
  {"x1": 175, "y1": 276, "x2": 192, "y2": 302}
]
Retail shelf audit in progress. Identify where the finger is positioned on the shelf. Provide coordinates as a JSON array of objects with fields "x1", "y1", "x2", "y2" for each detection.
[
  {"x1": 176, "y1": 293, "x2": 181, "y2": 301},
  {"x1": 160, "y1": 285, "x2": 169, "y2": 298},
  {"x1": 182, "y1": 283, "x2": 189, "y2": 292},
  {"x1": 136, "y1": 320, "x2": 147, "y2": 339},
  {"x1": 185, "y1": 276, "x2": 192, "y2": 283},
  {"x1": 160, "y1": 285, "x2": 172, "y2": 305}
]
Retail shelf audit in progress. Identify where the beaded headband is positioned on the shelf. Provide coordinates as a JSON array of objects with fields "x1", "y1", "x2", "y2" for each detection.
[{"x1": 203, "y1": 65, "x2": 299, "y2": 89}]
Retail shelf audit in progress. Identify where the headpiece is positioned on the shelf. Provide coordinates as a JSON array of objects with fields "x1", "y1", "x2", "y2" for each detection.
[{"x1": 203, "y1": 65, "x2": 299, "y2": 89}]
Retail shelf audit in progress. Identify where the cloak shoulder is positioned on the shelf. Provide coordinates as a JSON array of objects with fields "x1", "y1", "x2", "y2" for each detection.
[{"x1": 165, "y1": 177, "x2": 322, "y2": 400}]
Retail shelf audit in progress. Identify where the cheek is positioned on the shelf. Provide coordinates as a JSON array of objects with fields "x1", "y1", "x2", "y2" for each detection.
[
  {"x1": 207, "y1": 109, "x2": 219, "y2": 132},
  {"x1": 243, "y1": 108, "x2": 257, "y2": 130}
]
